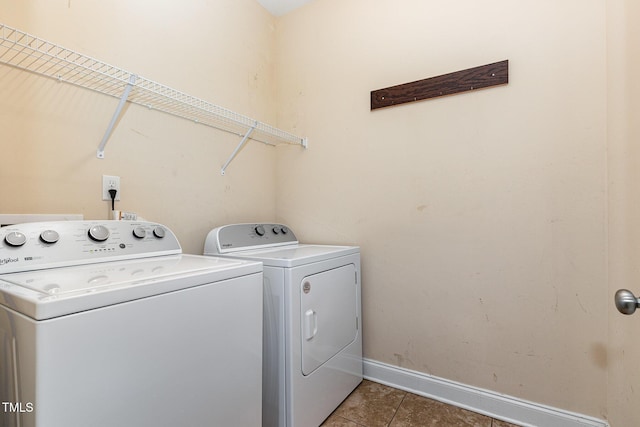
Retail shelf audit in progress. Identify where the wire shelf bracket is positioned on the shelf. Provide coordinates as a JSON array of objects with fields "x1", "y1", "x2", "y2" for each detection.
[
  {"x1": 221, "y1": 122, "x2": 257, "y2": 176},
  {"x1": 97, "y1": 74, "x2": 137, "y2": 159},
  {"x1": 0, "y1": 23, "x2": 307, "y2": 169}
]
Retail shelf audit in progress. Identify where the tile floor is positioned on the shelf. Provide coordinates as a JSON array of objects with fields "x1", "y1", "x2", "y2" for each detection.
[{"x1": 321, "y1": 380, "x2": 522, "y2": 427}]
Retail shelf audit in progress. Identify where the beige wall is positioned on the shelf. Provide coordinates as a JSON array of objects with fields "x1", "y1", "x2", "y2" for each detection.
[
  {"x1": 607, "y1": 0, "x2": 640, "y2": 425},
  {"x1": 0, "y1": 0, "x2": 279, "y2": 254},
  {"x1": 3, "y1": 0, "x2": 640, "y2": 424},
  {"x1": 275, "y1": 0, "x2": 609, "y2": 420}
]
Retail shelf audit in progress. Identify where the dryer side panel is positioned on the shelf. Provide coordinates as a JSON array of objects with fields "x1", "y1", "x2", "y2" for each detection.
[{"x1": 262, "y1": 266, "x2": 286, "y2": 427}]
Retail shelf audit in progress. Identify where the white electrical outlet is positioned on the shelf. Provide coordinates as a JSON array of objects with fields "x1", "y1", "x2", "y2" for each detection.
[{"x1": 102, "y1": 175, "x2": 121, "y2": 201}]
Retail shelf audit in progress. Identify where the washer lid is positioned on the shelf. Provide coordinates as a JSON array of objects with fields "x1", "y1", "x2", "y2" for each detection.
[
  {"x1": 225, "y1": 244, "x2": 359, "y2": 267},
  {"x1": 0, "y1": 254, "x2": 261, "y2": 320}
]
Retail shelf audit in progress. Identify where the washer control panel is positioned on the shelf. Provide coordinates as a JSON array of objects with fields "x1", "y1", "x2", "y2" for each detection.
[
  {"x1": 0, "y1": 221, "x2": 181, "y2": 274},
  {"x1": 204, "y1": 223, "x2": 298, "y2": 254}
]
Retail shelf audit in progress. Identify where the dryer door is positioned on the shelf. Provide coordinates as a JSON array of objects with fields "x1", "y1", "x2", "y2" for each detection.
[{"x1": 300, "y1": 264, "x2": 357, "y2": 376}]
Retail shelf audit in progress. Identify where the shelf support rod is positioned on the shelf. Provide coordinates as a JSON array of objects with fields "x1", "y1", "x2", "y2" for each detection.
[
  {"x1": 97, "y1": 74, "x2": 137, "y2": 159},
  {"x1": 220, "y1": 122, "x2": 257, "y2": 175}
]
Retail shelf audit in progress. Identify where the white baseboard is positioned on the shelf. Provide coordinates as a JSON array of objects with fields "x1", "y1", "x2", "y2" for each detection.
[{"x1": 363, "y1": 359, "x2": 608, "y2": 427}]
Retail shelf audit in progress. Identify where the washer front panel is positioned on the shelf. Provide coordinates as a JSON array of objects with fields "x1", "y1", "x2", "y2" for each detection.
[{"x1": 0, "y1": 270, "x2": 263, "y2": 427}]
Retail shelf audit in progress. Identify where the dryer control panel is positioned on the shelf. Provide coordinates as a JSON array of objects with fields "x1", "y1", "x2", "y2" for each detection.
[
  {"x1": 0, "y1": 221, "x2": 181, "y2": 273},
  {"x1": 204, "y1": 223, "x2": 298, "y2": 255}
]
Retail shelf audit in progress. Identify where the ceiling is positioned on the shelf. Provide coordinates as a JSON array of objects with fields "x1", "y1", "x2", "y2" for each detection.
[{"x1": 256, "y1": 0, "x2": 314, "y2": 16}]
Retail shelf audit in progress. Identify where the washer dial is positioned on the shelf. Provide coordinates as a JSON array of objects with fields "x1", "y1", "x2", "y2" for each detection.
[
  {"x1": 40, "y1": 230, "x2": 60, "y2": 244},
  {"x1": 153, "y1": 227, "x2": 166, "y2": 238},
  {"x1": 133, "y1": 227, "x2": 146, "y2": 239},
  {"x1": 5, "y1": 231, "x2": 27, "y2": 247},
  {"x1": 88, "y1": 225, "x2": 110, "y2": 242}
]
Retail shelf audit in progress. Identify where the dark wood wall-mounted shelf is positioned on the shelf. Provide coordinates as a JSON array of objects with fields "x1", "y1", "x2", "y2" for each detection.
[{"x1": 371, "y1": 60, "x2": 509, "y2": 110}]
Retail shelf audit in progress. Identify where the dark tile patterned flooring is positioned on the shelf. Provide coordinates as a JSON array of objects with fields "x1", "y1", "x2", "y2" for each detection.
[{"x1": 321, "y1": 380, "x2": 522, "y2": 427}]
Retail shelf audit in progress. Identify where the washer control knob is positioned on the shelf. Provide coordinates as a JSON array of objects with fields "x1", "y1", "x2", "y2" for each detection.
[
  {"x1": 132, "y1": 227, "x2": 146, "y2": 239},
  {"x1": 5, "y1": 231, "x2": 27, "y2": 247},
  {"x1": 272, "y1": 226, "x2": 281, "y2": 234},
  {"x1": 281, "y1": 226, "x2": 289, "y2": 234},
  {"x1": 255, "y1": 225, "x2": 265, "y2": 236},
  {"x1": 40, "y1": 230, "x2": 60, "y2": 244},
  {"x1": 153, "y1": 227, "x2": 165, "y2": 238},
  {"x1": 88, "y1": 225, "x2": 110, "y2": 242}
]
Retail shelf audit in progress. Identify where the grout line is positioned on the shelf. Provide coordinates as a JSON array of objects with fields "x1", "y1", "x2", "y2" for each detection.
[
  {"x1": 341, "y1": 414, "x2": 367, "y2": 426},
  {"x1": 387, "y1": 391, "x2": 408, "y2": 426}
]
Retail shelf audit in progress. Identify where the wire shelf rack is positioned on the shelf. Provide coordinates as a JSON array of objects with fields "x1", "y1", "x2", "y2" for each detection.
[{"x1": 0, "y1": 23, "x2": 307, "y2": 174}]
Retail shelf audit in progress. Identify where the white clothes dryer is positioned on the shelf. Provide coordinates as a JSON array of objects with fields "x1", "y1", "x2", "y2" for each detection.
[
  {"x1": 0, "y1": 221, "x2": 263, "y2": 427},
  {"x1": 204, "y1": 223, "x2": 362, "y2": 427}
]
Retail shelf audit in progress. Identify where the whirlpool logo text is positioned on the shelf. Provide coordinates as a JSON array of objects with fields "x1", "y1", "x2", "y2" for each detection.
[{"x1": 0, "y1": 257, "x2": 19, "y2": 265}]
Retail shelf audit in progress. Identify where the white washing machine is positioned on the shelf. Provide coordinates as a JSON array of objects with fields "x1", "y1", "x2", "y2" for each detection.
[
  {"x1": 0, "y1": 220, "x2": 263, "y2": 427},
  {"x1": 204, "y1": 223, "x2": 362, "y2": 427}
]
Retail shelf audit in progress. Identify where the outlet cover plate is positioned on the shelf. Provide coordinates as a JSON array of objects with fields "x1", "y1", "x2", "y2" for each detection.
[{"x1": 102, "y1": 175, "x2": 121, "y2": 201}]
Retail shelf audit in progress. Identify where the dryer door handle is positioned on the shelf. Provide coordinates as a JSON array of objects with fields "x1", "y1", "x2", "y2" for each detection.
[{"x1": 304, "y1": 309, "x2": 318, "y2": 341}]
